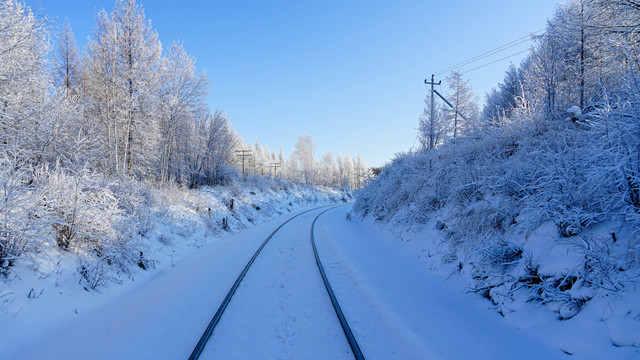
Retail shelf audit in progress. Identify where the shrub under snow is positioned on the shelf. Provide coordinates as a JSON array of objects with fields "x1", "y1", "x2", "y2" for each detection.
[
  {"x1": 0, "y1": 162, "x2": 349, "y2": 293},
  {"x1": 354, "y1": 99, "x2": 640, "y2": 325}
]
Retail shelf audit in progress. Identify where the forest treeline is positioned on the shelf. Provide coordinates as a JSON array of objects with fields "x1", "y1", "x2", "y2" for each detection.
[
  {"x1": 0, "y1": 0, "x2": 364, "y2": 279},
  {"x1": 1, "y1": 0, "x2": 366, "y2": 189}
]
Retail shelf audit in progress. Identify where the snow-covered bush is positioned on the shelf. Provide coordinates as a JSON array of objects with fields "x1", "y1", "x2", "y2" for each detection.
[
  {"x1": 24, "y1": 166, "x2": 154, "y2": 289},
  {"x1": 0, "y1": 158, "x2": 43, "y2": 273},
  {"x1": 33, "y1": 166, "x2": 123, "y2": 251}
]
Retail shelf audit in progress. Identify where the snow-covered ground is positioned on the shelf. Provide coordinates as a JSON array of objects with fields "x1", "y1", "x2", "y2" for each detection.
[
  {"x1": 348, "y1": 208, "x2": 640, "y2": 360},
  {"x1": 0, "y1": 182, "x2": 348, "y2": 358},
  {"x1": 2, "y1": 203, "x2": 607, "y2": 359}
]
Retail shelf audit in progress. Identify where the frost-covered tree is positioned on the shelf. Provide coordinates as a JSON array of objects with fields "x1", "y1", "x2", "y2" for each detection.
[
  {"x1": 444, "y1": 71, "x2": 479, "y2": 139},
  {"x1": 353, "y1": 153, "x2": 366, "y2": 189},
  {"x1": 483, "y1": 64, "x2": 523, "y2": 124},
  {"x1": 112, "y1": 0, "x2": 162, "y2": 176},
  {"x1": 292, "y1": 134, "x2": 317, "y2": 185},
  {"x1": 417, "y1": 97, "x2": 447, "y2": 150},
  {"x1": 253, "y1": 140, "x2": 276, "y2": 177},
  {"x1": 53, "y1": 19, "x2": 82, "y2": 99},
  {"x1": 319, "y1": 152, "x2": 339, "y2": 187},
  {"x1": 337, "y1": 153, "x2": 355, "y2": 189},
  {"x1": 84, "y1": 0, "x2": 162, "y2": 178},
  {"x1": 158, "y1": 41, "x2": 209, "y2": 184},
  {"x1": 0, "y1": 0, "x2": 51, "y2": 165},
  {"x1": 283, "y1": 151, "x2": 299, "y2": 182},
  {"x1": 202, "y1": 110, "x2": 240, "y2": 185},
  {"x1": 518, "y1": 0, "x2": 632, "y2": 121},
  {"x1": 83, "y1": 10, "x2": 118, "y2": 174},
  {"x1": 49, "y1": 18, "x2": 104, "y2": 169}
]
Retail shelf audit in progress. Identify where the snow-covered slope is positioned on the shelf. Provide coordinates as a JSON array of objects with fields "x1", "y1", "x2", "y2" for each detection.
[
  {"x1": 353, "y1": 146, "x2": 640, "y2": 358},
  {"x1": 351, "y1": 209, "x2": 640, "y2": 359}
]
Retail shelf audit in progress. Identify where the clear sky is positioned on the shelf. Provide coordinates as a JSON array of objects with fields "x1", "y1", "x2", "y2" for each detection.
[{"x1": 30, "y1": 0, "x2": 564, "y2": 167}]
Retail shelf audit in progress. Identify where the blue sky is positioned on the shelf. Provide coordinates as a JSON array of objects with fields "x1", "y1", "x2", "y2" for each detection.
[{"x1": 31, "y1": 0, "x2": 564, "y2": 167}]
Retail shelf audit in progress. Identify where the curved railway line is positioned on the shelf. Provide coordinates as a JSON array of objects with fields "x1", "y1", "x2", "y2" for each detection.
[{"x1": 188, "y1": 205, "x2": 364, "y2": 360}]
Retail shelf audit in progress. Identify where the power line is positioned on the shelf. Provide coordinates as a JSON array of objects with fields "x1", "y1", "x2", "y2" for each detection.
[
  {"x1": 434, "y1": 30, "x2": 543, "y2": 76},
  {"x1": 435, "y1": 37, "x2": 532, "y2": 75},
  {"x1": 435, "y1": 30, "x2": 542, "y2": 74},
  {"x1": 460, "y1": 49, "x2": 531, "y2": 74}
]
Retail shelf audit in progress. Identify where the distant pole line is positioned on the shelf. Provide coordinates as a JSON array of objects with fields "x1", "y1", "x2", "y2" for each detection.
[
  {"x1": 270, "y1": 162, "x2": 282, "y2": 177},
  {"x1": 235, "y1": 149, "x2": 252, "y2": 177}
]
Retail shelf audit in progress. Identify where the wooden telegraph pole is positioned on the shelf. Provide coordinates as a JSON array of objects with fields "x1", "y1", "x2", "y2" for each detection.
[
  {"x1": 270, "y1": 162, "x2": 282, "y2": 178},
  {"x1": 424, "y1": 74, "x2": 441, "y2": 150},
  {"x1": 235, "y1": 149, "x2": 252, "y2": 177}
]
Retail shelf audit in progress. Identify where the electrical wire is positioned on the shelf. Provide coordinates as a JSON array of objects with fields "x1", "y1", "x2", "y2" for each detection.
[
  {"x1": 435, "y1": 37, "x2": 532, "y2": 76},
  {"x1": 434, "y1": 30, "x2": 543, "y2": 76},
  {"x1": 435, "y1": 30, "x2": 542, "y2": 74},
  {"x1": 461, "y1": 49, "x2": 531, "y2": 74}
]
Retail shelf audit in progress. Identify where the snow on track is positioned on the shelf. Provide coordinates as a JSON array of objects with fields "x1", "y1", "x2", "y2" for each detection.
[{"x1": 199, "y1": 207, "x2": 352, "y2": 359}]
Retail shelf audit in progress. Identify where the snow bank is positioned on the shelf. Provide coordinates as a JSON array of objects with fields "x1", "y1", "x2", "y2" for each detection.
[{"x1": 0, "y1": 171, "x2": 349, "y2": 351}]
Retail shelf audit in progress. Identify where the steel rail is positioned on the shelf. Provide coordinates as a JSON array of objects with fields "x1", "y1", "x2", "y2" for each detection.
[
  {"x1": 188, "y1": 204, "x2": 336, "y2": 360},
  {"x1": 311, "y1": 206, "x2": 365, "y2": 360}
]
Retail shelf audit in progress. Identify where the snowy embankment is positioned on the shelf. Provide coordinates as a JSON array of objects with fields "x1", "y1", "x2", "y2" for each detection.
[
  {"x1": 353, "y1": 124, "x2": 640, "y2": 359},
  {"x1": 349, "y1": 212, "x2": 640, "y2": 359},
  {"x1": 0, "y1": 174, "x2": 349, "y2": 353}
]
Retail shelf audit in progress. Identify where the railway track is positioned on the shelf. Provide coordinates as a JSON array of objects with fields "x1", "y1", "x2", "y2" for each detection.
[{"x1": 188, "y1": 205, "x2": 364, "y2": 360}]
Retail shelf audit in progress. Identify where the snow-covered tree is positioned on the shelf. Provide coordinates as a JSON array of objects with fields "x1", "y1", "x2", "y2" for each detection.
[
  {"x1": 84, "y1": 0, "x2": 163, "y2": 178},
  {"x1": 158, "y1": 41, "x2": 209, "y2": 184},
  {"x1": 53, "y1": 19, "x2": 82, "y2": 99},
  {"x1": 337, "y1": 153, "x2": 355, "y2": 189},
  {"x1": 0, "y1": 0, "x2": 51, "y2": 165},
  {"x1": 444, "y1": 71, "x2": 479, "y2": 139},
  {"x1": 353, "y1": 153, "x2": 366, "y2": 189},
  {"x1": 292, "y1": 134, "x2": 317, "y2": 185},
  {"x1": 202, "y1": 110, "x2": 240, "y2": 185},
  {"x1": 319, "y1": 152, "x2": 339, "y2": 187},
  {"x1": 483, "y1": 64, "x2": 523, "y2": 124},
  {"x1": 417, "y1": 96, "x2": 447, "y2": 150}
]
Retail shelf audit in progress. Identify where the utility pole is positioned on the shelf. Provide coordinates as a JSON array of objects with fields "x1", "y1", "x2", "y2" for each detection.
[
  {"x1": 270, "y1": 162, "x2": 282, "y2": 178},
  {"x1": 235, "y1": 149, "x2": 252, "y2": 177},
  {"x1": 425, "y1": 74, "x2": 470, "y2": 144},
  {"x1": 425, "y1": 74, "x2": 441, "y2": 150}
]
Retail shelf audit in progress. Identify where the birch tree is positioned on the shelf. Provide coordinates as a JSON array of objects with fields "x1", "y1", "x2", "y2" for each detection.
[
  {"x1": 0, "y1": 0, "x2": 50, "y2": 164},
  {"x1": 159, "y1": 41, "x2": 208, "y2": 183},
  {"x1": 203, "y1": 110, "x2": 240, "y2": 185},
  {"x1": 84, "y1": 0, "x2": 162, "y2": 178},
  {"x1": 293, "y1": 134, "x2": 317, "y2": 185}
]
